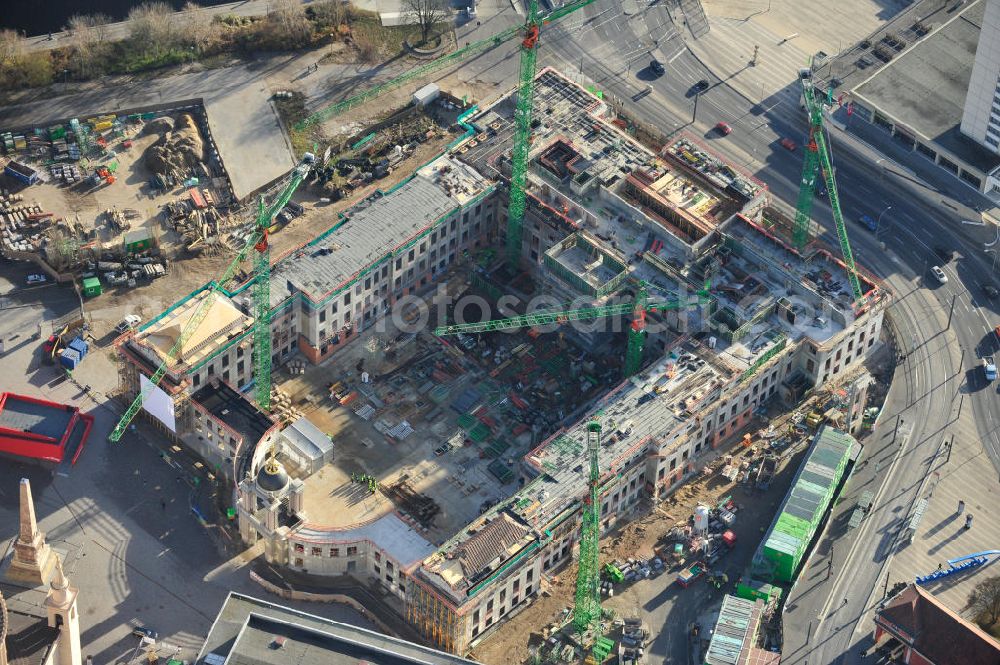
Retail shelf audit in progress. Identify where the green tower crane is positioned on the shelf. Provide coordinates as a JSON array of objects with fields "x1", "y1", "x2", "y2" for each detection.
[
  {"x1": 791, "y1": 71, "x2": 864, "y2": 304},
  {"x1": 434, "y1": 283, "x2": 711, "y2": 377},
  {"x1": 572, "y1": 419, "x2": 603, "y2": 634},
  {"x1": 109, "y1": 154, "x2": 314, "y2": 442},
  {"x1": 506, "y1": 0, "x2": 543, "y2": 270}
]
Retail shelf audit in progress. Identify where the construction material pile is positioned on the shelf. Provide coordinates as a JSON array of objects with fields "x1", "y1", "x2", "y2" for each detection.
[
  {"x1": 83, "y1": 252, "x2": 169, "y2": 288},
  {"x1": 0, "y1": 190, "x2": 58, "y2": 253},
  {"x1": 163, "y1": 200, "x2": 232, "y2": 255},
  {"x1": 143, "y1": 114, "x2": 206, "y2": 179},
  {"x1": 269, "y1": 387, "x2": 304, "y2": 424}
]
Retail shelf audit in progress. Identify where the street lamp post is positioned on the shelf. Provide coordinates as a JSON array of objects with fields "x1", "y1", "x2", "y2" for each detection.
[{"x1": 876, "y1": 205, "x2": 892, "y2": 238}]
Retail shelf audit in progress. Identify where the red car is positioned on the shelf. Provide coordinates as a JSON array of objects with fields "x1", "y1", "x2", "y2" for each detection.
[
  {"x1": 780, "y1": 137, "x2": 797, "y2": 151},
  {"x1": 715, "y1": 122, "x2": 732, "y2": 135}
]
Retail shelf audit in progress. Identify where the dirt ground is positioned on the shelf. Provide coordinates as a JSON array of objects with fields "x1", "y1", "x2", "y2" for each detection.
[
  {"x1": 468, "y1": 416, "x2": 812, "y2": 665},
  {"x1": 64, "y1": 123, "x2": 455, "y2": 342}
]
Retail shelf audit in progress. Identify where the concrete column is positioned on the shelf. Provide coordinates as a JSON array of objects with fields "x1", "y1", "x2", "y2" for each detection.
[{"x1": 6, "y1": 478, "x2": 55, "y2": 586}]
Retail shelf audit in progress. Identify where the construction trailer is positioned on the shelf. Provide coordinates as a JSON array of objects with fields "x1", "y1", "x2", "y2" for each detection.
[
  {"x1": 81, "y1": 277, "x2": 102, "y2": 297},
  {"x1": 753, "y1": 426, "x2": 855, "y2": 582},
  {"x1": 4, "y1": 161, "x2": 39, "y2": 185}
]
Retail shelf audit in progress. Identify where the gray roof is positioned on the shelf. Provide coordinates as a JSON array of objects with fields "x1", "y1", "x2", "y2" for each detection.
[
  {"x1": 852, "y1": 0, "x2": 1000, "y2": 172},
  {"x1": 0, "y1": 394, "x2": 73, "y2": 442},
  {"x1": 295, "y1": 513, "x2": 435, "y2": 568},
  {"x1": 281, "y1": 416, "x2": 333, "y2": 463},
  {"x1": 196, "y1": 592, "x2": 475, "y2": 665},
  {"x1": 269, "y1": 175, "x2": 459, "y2": 306},
  {"x1": 704, "y1": 595, "x2": 762, "y2": 665}
]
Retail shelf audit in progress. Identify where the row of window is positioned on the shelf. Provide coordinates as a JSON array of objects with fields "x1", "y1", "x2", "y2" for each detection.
[
  {"x1": 294, "y1": 543, "x2": 358, "y2": 557},
  {"x1": 470, "y1": 569, "x2": 535, "y2": 637}
]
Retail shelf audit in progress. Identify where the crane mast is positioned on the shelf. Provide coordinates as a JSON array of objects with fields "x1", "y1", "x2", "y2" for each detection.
[
  {"x1": 792, "y1": 72, "x2": 865, "y2": 304},
  {"x1": 109, "y1": 155, "x2": 313, "y2": 442},
  {"x1": 506, "y1": 0, "x2": 541, "y2": 270},
  {"x1": 572, "y1": 420, "x2": 603, "y2": 633}
]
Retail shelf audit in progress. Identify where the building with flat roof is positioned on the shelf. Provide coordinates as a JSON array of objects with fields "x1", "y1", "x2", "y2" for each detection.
[
  {"x1": 0, "y1": 394, "x2": 93, "y2": 467},
  {"x1": 196, "y1": 592, "x2": 476, "y2": 665},
  {"x1": 703, "y1": 595, "x2": 778, "y2": 665},
  {"x1": 962, "y1": 0, "x2": 1000, "y2": 154},
  {"x1": 833, "y1": 0, "x2": 1000, "y2": 194}
]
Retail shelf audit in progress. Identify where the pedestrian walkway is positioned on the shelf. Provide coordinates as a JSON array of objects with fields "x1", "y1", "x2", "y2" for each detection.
[
  {"x1": 887, "y1": 405, "x2": 1000, "y2": 612},
  {"x1": 686, "y1": 16, "x2": 809, "y2": 104},
  {"x1": 681, "y1": 0, "x2": 921, "y2": 104}
]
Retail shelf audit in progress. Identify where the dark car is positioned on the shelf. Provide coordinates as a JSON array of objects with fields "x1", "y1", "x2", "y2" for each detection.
[
  {"x1": 650, "y1": 59, "x2": 665, "y2": 75},
  {"x1": 688, "y1": 79, "x2": 710, "y2": 96},
  {"x1": 983, "y1": 284, "x2": 999, "y2": 299}
]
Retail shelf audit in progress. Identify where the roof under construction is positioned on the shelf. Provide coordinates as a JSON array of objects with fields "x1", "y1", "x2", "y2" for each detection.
[
  {"x1": 267, "y1": 155, "x2": 493, "y2": 307},
  {"x1": 138, "y1": 289, "x2": 253, "y2": 368},
  {"x1": 419, "y1": 337, "x2": 738, "y2": 600}
]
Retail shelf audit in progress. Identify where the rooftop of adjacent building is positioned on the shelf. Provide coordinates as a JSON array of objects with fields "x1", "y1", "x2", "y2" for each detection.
[
  {"x1": 875, "y1": 583, "x2": 1000, "y2": 665},
  {"x1": 196, "y1": 592, "x2": 476, "y2": 665},
  {"x1": 848, "y1": 0, "x2": 1000, "y2": 173},
  {"x1": 704, "y1": 595, "x2": 770, "y2": 665},
  {"x1": 265, "y1": 154, "x2": 493, "y2": 308},
  {"x1": 0, "y1": 394, "x2": 74, "y2": 444},
  {"x1": 0, "y1": 584, "x2": 60, "y2": 665}
]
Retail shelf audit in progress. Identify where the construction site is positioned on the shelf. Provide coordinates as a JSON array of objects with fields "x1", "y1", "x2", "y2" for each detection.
[
  {"x1": 0, "y1": 0, "x2": 897, "y2": 663},
  {"x1": 102, "y1": 46, "x2": 890, "y2": 664}
]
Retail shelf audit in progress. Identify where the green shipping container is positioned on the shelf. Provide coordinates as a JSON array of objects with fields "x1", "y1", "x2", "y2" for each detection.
[{"x1": 82, "y1": 277, "x2": 102, "y2": 297}]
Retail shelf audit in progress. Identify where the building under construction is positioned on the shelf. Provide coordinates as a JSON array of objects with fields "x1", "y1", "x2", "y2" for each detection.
[{"x1": 115, "y1": 68, "x2": 887, "y2": 655}]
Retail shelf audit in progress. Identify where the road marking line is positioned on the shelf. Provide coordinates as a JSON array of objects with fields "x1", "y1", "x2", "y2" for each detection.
[{"x1": 668, "y1": 48, "x2": 685, "y2": 64}]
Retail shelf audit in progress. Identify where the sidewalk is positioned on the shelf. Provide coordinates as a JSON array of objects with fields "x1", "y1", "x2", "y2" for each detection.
[{"x1": 681, "y1": 0, "x2": 934, "y2": 105}]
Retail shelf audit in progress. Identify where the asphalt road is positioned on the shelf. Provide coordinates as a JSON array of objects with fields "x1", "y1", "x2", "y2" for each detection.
[
  {"x1": 541, "y1": 2, "x2": 1000, "y2": 662},
  {"x1": 543, "y1": 0, "x2": 1000, "y2": 472}
]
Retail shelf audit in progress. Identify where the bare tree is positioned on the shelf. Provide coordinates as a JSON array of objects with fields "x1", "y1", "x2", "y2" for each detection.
[
  {"x1": 0, "y1": 29, "x2": 25, "y2": 68},
  {"x1": 128, "y1": 2, "x2": 178, "y2": 56},
  {"x1": 264, "y1": 0, "x2": 313, "y2": 48},
  {"x1": 310, "y1": 0, "x2": 348, "y2": 33},
  {"x1": 969, "y1": 576, "x2": 1000, "y2": 626},
  {"x1": 404, "y1": 0, "x2": 448, "y2": 44},
  {"x1": 180, "y1": 2, "x2": 216, "y2": 53},
  {"x1": 66, "y1": 14, "x2": 112, "y2": 76}
]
